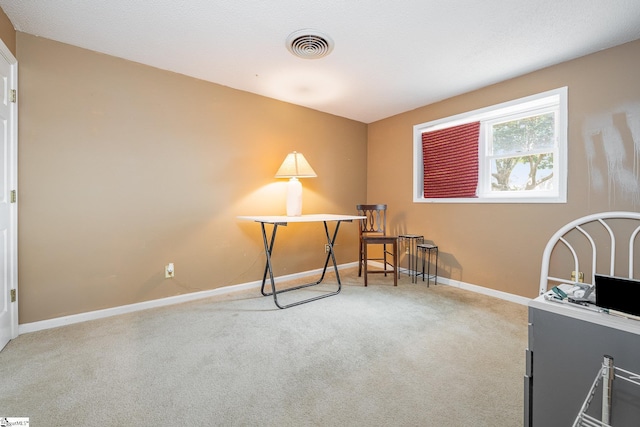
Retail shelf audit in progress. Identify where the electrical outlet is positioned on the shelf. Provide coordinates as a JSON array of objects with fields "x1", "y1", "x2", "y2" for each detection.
[
  {"x1": 324, "y1": 244, "x2": 331, "y2": 253},
  {"x1": 165, "y1": 263, "x2": 175, "y2": 278}
]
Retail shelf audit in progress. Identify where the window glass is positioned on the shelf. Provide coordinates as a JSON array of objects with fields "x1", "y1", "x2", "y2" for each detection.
[{"x1": 484, "y1": 110, "x2": 557, "y2": 194}]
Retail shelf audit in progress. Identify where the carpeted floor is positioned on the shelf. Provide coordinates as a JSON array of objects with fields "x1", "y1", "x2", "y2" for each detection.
[{"x1": 0, "y1": 268, "x2": 528, "y2": 426}]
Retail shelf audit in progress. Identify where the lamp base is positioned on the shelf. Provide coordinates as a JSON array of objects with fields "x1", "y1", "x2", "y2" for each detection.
[{"x1": 286, "y1": 177, "x2": 303, "y2": 216}]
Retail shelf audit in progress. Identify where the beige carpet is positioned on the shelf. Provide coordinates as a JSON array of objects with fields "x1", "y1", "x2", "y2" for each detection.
[{"x1": 0, "y1": 268, "x2": 528, "y2": 426}]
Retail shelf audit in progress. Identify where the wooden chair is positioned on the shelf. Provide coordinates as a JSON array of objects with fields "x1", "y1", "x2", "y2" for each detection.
[{"x1": 356, "y1": 204, "x2": 399, "y2": 286}]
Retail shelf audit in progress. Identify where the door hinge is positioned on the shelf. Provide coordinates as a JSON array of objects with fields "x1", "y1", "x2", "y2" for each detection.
[
  {"x1": 10, "y1": 289, "x2": 16, "y2": 302},
  {"x1": 10, "y1": 190, "x2": 16, "y2": 203},
  {"x1": 10, "y1": 89, "x2": 16, "y2": 103}
]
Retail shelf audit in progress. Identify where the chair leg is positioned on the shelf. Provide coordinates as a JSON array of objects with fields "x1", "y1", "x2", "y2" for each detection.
[
  {"x1": 363, "y1": 242, "x2": 368, "y2": 287},
  {"x1": 383, "y1": 243, "x2": 388, "y2": 277},
  {"x1": 392, "y1": 240, "x2": 398, "y2": 286},
  {"x1": 358, "y1": 240, "x2": 363, "y2": 277}
]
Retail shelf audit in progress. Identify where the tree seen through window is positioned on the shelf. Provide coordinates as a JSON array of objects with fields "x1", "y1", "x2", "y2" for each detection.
[{"x1": 489, "y1": 113, "x2": 555, "y2": 191}]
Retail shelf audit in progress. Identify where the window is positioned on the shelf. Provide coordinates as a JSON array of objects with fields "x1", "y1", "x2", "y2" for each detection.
[{"x1": 413, "y1": 87, "x2": 567, "y2": 203}]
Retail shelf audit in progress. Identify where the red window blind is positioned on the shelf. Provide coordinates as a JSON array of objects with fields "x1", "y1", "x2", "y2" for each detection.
[{"x1": 422, "y1": 121, "x2": 480, "y2": 198}]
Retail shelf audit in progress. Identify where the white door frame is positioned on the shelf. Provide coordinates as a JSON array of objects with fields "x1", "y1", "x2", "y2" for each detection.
[{"x1": 0, "y1": 37, "x2": 18, "y2": 346}]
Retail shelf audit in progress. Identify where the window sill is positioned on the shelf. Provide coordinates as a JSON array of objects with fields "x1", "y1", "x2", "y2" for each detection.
[{"x1": 414, "y1": 196, "x2": 567, "y2": 204}]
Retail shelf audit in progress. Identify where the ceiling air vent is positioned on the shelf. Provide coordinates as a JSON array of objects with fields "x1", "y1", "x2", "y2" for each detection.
[{"x1": 286, "y1": 29, "x2": 334, "y2": 59}]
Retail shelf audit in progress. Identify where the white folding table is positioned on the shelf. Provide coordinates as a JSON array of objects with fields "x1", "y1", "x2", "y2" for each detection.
[{"x1": 238, "y1": 214, "x2": 365, "y2": 309}]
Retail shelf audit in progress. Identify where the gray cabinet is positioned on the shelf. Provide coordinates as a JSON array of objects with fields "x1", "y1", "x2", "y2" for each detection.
[{"x1": 525, "y1": 296, "x2": 640, "y2": 427}]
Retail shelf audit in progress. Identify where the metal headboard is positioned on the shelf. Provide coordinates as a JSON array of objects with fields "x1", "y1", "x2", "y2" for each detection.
[{"x1": 539, "y1": 211, "x2": 640, "y2": 295}]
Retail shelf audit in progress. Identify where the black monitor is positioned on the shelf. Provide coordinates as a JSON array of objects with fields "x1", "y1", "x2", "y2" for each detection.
[{"x1": 595, "y1": 274, "x2": 640, "y2": 317}]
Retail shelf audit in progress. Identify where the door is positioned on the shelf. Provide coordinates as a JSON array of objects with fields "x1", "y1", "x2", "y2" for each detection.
[{"x1": 0, "y1": 39, "x2": 18, "y2": 352}]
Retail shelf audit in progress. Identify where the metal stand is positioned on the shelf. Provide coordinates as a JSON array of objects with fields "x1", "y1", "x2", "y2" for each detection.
[
  {"x1": 398, "y1": 234, "x2": 424, "y2": 283},
  {"x1": 259, "y1": 220, "x2": 346, "y2": 309},
  {"x1": 417, "y1": 243, "x2": 438, "y2": 286},
  {"x1": 573, "y1": 355, "x2": 640, "y2": 427}
]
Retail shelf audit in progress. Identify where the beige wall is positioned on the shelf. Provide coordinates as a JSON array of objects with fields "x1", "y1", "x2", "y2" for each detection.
[
  {"x1": 0, "y1": 6, "x2": 15, "y2": 55},
  {"x1": 17, "y1": 33, "x2": 367, "y2": 323},
  {"x1": 368, "y1": 39, "x2": 640, "y2": 298}
]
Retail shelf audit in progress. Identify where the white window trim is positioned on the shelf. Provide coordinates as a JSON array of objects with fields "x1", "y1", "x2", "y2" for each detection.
[{"x1": 413, "y1": 87, "x2": 568, "y2": 204}]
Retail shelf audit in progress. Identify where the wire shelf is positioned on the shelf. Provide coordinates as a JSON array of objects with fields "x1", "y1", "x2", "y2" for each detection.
[{"x1": 573, "y1": 355, "x2": 640, "y2": 427}]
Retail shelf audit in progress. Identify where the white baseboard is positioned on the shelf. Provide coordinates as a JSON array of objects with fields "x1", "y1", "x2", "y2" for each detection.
[
  {"x1": 19, "y1": 262, "x2": 359, "y2": 334},
  {"x1": 387, "y1": 262, "x2": 531, "y2": 306},
  {"x1": 435, "y1": 277, "x2": 531, "y2": 306},
  {"x1": 19, "y1": 261, "x2": 529, "y2": 334}
]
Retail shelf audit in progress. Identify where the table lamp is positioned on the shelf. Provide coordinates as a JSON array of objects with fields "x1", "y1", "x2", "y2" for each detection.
[{"x1": 275, "y1": 151, "x2": 317, "y2": 216}]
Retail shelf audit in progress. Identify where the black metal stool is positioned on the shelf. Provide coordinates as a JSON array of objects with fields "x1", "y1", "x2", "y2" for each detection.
[
  {"x1": 398, "y1": 234, "x2": 424, "y2": 283},
  {"x1": 417, "y1": 243, "x2": 438, "y2": 287}
]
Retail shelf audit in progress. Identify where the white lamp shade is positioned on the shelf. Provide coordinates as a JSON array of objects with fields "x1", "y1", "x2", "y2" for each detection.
[
  {"x1": 275, "y1": 151, "x2": 316, "y2": 216},
  {"x1": 274, "y1": 151, "x2": 317, "y2": 178}
]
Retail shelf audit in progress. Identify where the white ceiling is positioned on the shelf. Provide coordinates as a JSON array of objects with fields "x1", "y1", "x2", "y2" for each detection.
[{"x1": 2, "y1": 0, "x2": 640, "y2": 123}]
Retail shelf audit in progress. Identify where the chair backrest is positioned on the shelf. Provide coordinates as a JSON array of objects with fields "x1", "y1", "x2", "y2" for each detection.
[{"x1": 356, "y1": 204, "x2": 388, "y2": 235}]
